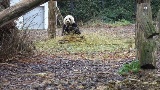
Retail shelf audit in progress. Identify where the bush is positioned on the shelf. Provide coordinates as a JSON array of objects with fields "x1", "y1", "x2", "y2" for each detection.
[
  {"x1": 118, "y1": 60, "x2": 140, "y2": 75},
  {"x1": 58, "y1": 0, "x2": 135, "y2": 23},
  {"x1": 58, "y1": 0, "x2": 160, "y2": 23}
]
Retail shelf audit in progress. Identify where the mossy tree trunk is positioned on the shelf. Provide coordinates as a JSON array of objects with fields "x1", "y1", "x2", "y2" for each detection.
[
  {"x1": 48, "y1": 0, "x2": 57, "y2": 38},
  {"x1": 136, "y1": 0, "x2": 159, "y2": 69}
]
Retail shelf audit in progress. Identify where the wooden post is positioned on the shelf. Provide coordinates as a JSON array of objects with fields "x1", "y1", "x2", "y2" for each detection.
[
  {"x1": 48, "y1": 0, "x2": 57, "y2": 38},
  {"x1": 136, "y1": 0, "x2": 159, "y2": 69},
  {"x1": 157, "y1": 10, "x2": 160, "y2": 50},
  {"x1": 157, "y1": 10, "x2": 160, "y2": 35}
]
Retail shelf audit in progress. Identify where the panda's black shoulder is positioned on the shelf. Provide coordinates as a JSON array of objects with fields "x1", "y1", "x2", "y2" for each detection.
[
  {"x1": 72, "y1": 23, "x2": 78, "y2": 27},
  {"x1": 63, "y1": 24, "x2": 66, "y2": 27}
]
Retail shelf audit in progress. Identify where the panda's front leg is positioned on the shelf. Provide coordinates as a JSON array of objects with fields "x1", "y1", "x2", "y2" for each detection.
[{"x1": 62, "y1": 29, "x2": 65, "y2": 36}]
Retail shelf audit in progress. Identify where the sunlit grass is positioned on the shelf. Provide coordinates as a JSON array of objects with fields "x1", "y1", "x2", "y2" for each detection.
[{"x1": 35, "y1": 32, "x2": 135, "y2": 55}]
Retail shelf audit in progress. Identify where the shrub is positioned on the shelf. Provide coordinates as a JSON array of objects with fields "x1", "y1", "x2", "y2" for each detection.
[
  {"x1": 118, "y1": 60, "x2": 140, "y2": 75},
  {"x1": 58, "y1": 0, "x2": 160, "y2": 23}
]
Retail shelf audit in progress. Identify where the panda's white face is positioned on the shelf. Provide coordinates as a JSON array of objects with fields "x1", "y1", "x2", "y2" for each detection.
[
  {"x1": 63, "y1": 15, "x2": 75, "y2": 25},
  {"x1": 65, "y1": 18, "x2": 72, "y2": 25}
]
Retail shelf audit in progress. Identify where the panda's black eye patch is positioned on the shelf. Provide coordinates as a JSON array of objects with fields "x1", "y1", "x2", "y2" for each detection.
[{"x1": 69, "y1": 18, "x2": 71, "y2": 21}]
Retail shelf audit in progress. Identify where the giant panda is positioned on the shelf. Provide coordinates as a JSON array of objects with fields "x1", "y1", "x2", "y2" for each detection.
[{"x1": 62, "y1": 15, "x2": 81, "y2": 36}]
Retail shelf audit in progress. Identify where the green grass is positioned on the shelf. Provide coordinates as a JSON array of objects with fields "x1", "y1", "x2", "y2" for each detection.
[
  {"x1": 35, "y1": 32, "x2": 134, "y2": 55},
  {"x1": 118, "y1": 60, "x2": 140, "y2": 75}
]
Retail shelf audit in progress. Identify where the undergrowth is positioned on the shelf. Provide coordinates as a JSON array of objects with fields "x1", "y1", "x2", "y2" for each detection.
[{"x1": 118, "y1": 60, "x2": 140, "y2": 75}]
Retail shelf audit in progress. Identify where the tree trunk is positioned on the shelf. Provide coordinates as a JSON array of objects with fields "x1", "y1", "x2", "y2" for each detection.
[
  {"x1": 48, "y1": 0, "x2": 57, "y2": 38},
  {"x1": 157, "y1": 10, "x2": 160, "y2": 51},
  {"x1": 157, "y1": 10, "x2": 160, "y2": 35},
  {"x1": 136, "y1": 0, "x2": 159, "y2": 69}
]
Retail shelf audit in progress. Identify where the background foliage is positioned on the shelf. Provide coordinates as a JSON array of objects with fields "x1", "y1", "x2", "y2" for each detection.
[{"x1": 58, "y1": 0, "x2": 160, "y2": 23}]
